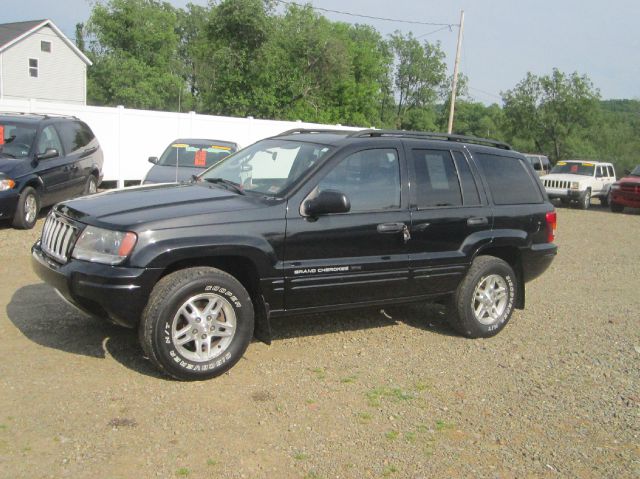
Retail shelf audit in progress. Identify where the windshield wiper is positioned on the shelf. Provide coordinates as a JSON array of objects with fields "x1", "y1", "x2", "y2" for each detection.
[
  {"x1": 204, "y1": 177, "x2": 245, "y2": 195},
  {"x1": 0, "y1": 151, "x2": 16, "y2": 159}
]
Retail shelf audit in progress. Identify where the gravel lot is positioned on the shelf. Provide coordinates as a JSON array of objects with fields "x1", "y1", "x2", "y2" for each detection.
[{"x1": 0, "y1": 205, "x2": 638, "y2": 478}]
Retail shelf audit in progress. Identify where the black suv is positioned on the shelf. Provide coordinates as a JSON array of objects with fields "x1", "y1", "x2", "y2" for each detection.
[
  {"x1": 0, "y1": 113, "x2": 103, "y2": 229},
  {"x1": 31, "y1": 129, "x2": 557, "y2": 380}
]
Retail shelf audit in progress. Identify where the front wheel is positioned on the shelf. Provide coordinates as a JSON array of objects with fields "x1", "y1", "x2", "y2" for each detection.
[
  {"x1": 12, "y1": 186, "x2": 40, "y2": 229},
  {"x1": 579, "y1": 189, "x2": 591, "y2": 210},
  {"x1": 610, "y1": 201, "x2": 624, "y2": 213},
  {"x1": 448, "y1": 256, "x2": 517, "y2": 338},
  {"x1": 139, "y1": 267, "x2": 254, "y2": 380}
]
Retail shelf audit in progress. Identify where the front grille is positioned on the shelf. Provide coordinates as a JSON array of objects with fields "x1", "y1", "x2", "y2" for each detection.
[
  {"x1": 620, "y1": 183, "x2": 640, "y2": 194},
  {"x1": 41, "y1": 213, "x2": 79, "y2": 263},
  {"x1": 543, "y1": 179, "x2": 570, "y2": 189}
]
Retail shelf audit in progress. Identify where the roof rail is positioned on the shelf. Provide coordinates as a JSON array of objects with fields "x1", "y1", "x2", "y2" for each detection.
[
  {"x1": 349, "y1": 129, "x2": 512, "y2": 150},
  {"x1": 0, "y1": 111, "x2": 78, "y2": 120},
  {"x1": 275, "y1": 128, "x2": 354, "y2": 137}
]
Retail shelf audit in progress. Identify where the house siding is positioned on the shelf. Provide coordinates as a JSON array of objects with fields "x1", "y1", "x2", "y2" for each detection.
[{"x1": 1, "y1": 26, "x2": 86, "y2": 105}]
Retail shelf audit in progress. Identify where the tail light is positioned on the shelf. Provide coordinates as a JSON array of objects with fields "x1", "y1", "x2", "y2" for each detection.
[{"x1": 545, "y1": 210, "x2": 557, "y2": 243}]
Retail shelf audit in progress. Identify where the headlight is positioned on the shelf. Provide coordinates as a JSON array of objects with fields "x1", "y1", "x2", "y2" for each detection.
[
  {"x1": 611, "y1": 183, "x2": 620, "y2": 190},
  {"x1": 72, "y1": 226, "x2": 137, "y2": 265},
  {"x1": 0, "y1": 174, "x2": 15, "y2": 191},
  {"x1": 570, "y1": 182, "x2": 579, "y2": 190}
]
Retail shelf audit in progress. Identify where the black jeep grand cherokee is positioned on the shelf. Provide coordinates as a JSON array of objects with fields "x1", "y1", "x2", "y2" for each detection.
[{"x1": 32, "y1": 129, "x2": 557, "y2": 380}]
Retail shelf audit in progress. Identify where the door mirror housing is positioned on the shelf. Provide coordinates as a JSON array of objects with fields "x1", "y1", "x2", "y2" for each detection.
[
  {"x1": 36, "y1": 148, "x2": 59, "y2": 160},
  {"x1": 148, "y1": 156, "x2": 159, "y2": 164},
  {"x1": 303, "y1": 189, "x2": 350, "y2": 217}
]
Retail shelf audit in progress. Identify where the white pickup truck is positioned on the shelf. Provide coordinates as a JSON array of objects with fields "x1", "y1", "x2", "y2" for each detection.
[{"x1": 542, "y1": 160, "x2": 617, "y2": 210}]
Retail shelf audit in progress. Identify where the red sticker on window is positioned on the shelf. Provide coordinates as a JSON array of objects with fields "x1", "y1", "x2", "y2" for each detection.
[
  {"x1": 570, "y1": 165, "x2": 578, "y2": 173},
  {"x1": 0, "y1": 126, "x2": 4, "y2": 145},
  {"x1": 194, "y1": 149, "x2": 206, "y2": 167}
]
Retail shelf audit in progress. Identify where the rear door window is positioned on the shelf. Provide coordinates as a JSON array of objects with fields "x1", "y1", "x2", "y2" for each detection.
[
  {"x1": 452, "y1": 151, "x2": 481, "y2": 206},
  {"x1": 411, "y1": 149, "x2": 462, "y2": 208},
  {"x1": 475, "y1": 153, "x2": 543, "y2": 205}
]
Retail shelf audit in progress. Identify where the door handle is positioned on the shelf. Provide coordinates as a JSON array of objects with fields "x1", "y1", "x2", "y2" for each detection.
[
  {"x1": 467, "y1": 217, "x2": 489, "y2": 227},
  {"x1": 377, "y1": 222, "x2": 405, "y2": 233}
]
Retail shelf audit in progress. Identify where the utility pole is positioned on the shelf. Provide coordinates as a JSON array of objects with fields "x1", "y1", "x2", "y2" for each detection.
[{"x1": 447, "y1": 10, "x2": 465, "y2": 134}]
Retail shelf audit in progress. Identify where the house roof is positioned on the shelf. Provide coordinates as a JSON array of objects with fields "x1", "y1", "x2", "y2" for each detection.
[{"x1": 0, "y1": 19, "x2": 92, "y2": 66}]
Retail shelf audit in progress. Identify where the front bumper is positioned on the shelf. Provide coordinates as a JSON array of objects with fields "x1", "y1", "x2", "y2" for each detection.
[
  {"x1": 0, "y1": 189, "x2": 19, "y2": 220},
  {"x1": 545, "y1": 188, "x2": 584, "y2": 201},
  {"x1": 521, "y1": 243, "x2": 557, "y2": 283},
  {"x1": 31, "y1": 241, "x2": 162, "y2": 327},
  {"x1": 611, "y1": 191, "x2": 640, "y2": 208}
]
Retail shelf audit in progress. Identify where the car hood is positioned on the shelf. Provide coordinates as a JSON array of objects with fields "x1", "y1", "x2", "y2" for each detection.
[
  {"x1": 55, "y1": 182, "x2": 273, "y2": 231},
  {"x1": 619, "y1": 175, "x2": 640, "y2": 184},
  {"x1": 543, "y1": 173, "x2": 591, "y2": 183},
  {"x1": 0, "y1": 156, "x2": 31, "y2": 178},
  {"x1": 143, "y1": 165, "x2": 206, "y2": 184}
]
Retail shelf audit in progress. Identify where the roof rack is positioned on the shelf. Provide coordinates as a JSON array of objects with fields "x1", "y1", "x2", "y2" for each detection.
[
  {"x1": 0, "y1": 111, "x2": 78, "y2": 120},
  {"x1": 275, "y1": 128, "x2": 354, "y2": 137},
  {"x1": 349, "y1": 129, "x2": 512, "y2": 150}
]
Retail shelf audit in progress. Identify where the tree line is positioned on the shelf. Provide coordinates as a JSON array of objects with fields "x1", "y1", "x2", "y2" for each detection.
[{"x1": 77, "y1": 0, "x2": 640, "y2": 171}]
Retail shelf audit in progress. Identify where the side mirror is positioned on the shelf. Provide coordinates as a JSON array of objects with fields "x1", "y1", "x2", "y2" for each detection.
[
  {"x1": 624, "y1": 169, "x2": 630, "y2": 176},
  {"x1": 36, "y1": 148, "x2": 59, "y2": 160},
  {"x1": 303, "y1": 189, "x2": 350, "y2": 217},
  {"x1": 148, "y1": 156, "x2": 158, "y2": 164}
]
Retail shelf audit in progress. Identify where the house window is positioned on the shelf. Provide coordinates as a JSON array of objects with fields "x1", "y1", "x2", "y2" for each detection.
[
  {"x1": 41, "y1": 41, "x2": 51, "y2": 53},
  {"x1": 29, "y1": 58, "x2": 38, "y2": 77}
]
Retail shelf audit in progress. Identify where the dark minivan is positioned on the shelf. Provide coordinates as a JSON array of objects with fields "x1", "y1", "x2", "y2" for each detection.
[
  {"x1": 32, "y1": 129, "x2": 556, "y2": 380},
  {"x1": 0, "y1": 113, "x2": 103, "y2": 229},
  {"x1": 142, "y1": 139, "x2": 237, "y2": 184}
]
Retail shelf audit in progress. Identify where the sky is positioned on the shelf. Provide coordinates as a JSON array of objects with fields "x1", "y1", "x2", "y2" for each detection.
[{"x1": 3, "y1": 0, "x2": 639, "y2": 104}]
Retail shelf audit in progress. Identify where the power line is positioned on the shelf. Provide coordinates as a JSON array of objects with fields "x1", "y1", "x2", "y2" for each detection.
[
  {"x1": 416, "y1": 25, "x2": 452, "y2": 39},
  {"x1": 273, "y1": 0, "x2": 458, "y2": 28}
]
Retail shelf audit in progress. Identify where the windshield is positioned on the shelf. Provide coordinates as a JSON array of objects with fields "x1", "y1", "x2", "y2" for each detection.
[
  {"x1": 550, "y1": 161, "x2": 595, "y2": 176},
  {"x1": 158, "y1": 141, "x2": 236, "y2": 168},
  {"x1": 0, "y1": 122, "x2": 37, "y2": 158},
  {"x1": 199, "y1": 139, "x2": 332, "y2": 196},
  {"x1": 630, "y1": 165, "x2": 640, "y2": 176}
]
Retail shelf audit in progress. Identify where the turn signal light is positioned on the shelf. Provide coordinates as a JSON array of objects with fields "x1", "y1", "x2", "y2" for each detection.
[{"x1": 545, "y1": 210, "x2": 557, "y2": 243}]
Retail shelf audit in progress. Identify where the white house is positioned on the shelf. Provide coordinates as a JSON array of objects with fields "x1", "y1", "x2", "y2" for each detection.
[{"x1": 0, "y1": 19, "x2": 91, "y2": 105}]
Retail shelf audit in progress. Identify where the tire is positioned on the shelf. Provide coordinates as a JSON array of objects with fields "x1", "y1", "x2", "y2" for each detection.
[
  {"x1": 139, "y1": 267, "x2": 254, "y2": 380},
  {"x1": 579, "y1": 189, "x2": 591, "y2": 210},
  {"x1": 448, "y1": 256, "x2": 517, "y2": 339},
  {"x1": 560, "y1": 198, "x2": 571, "y2": 207},
  {"x1": 600, "y1": 191, "x2": 610, "y2": 207},
  {"x1": 12, "y1": 186, "x2": 40, "y2": 229},
  {"x1": 610, "y1": 202, "x2": 624, "y2": 213},
  {"x1": 83, "y1": 174, "x2": 98, "y2": 195}
]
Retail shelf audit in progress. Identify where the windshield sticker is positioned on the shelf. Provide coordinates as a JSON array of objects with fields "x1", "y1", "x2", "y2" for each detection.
[
  {"x1": 194, "y1": 149, "x2": 207, "y2": 167},
  {"x1": 557, "y1": 161, "x2": 566, "y2": 165},
  {"x1": 0, "y1": 126, "x2": 3, "y2": 145},
  {"x1": 212, "y1": 145, "x2": 231, "y2": 150},
  {"x1": 186, "y1": 146, "x2": 199, "y2": 152},
  {"x1": 172, "y1": 143, "x2": 189, "y2": 148},
  {"x1": 570, "y1": 165, "x2": 578, "y2": 173},
  {"x1": 582, "y1": 163, "x2": 594, "y2": 167}
]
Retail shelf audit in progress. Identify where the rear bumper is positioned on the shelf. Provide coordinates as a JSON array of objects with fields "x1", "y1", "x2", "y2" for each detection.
[
  {"x1": 31, "y1": 241, "x2": 162, "y2": 327},
  {"x1": 0, "y1": 190, "x2": 19, "y2": 220},
  {"x1": 521, "y1": 243, "x2": 557, "y2": 283}
]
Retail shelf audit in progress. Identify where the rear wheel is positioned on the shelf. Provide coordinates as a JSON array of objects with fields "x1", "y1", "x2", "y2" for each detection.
[
  {"x1": 12, "y1": 186, "x2": 40, "y2": 229},
  {"x1": 139, "y1": 267, "x2": 254, "y2": 380},
  {"x1": 448, "y1": 256, "x2": 517, "y2": 338},
  {"x1": 83, "y1": 174, "x2": 98, "y2": 195}
]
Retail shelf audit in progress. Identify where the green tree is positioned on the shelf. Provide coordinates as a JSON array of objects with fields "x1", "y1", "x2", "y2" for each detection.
[
  {"x1": 502, "y1": 69, "x2": 601, "y2": 161},
  {"x1": 86, "y1": 0, "x2": 186, "y2": 110},
  {"x1": 389, "y1": 32, "x2": 447, "y2": 130}
]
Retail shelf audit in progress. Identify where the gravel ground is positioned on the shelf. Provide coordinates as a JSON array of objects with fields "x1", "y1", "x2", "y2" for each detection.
[{"x1": 0, "y1": 205, "x2": 638, "y2": 479}]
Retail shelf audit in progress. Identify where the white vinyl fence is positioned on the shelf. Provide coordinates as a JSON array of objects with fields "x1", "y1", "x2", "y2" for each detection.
[{"x1": 0, "y1": 98, "x2": 361, "y2": 187}]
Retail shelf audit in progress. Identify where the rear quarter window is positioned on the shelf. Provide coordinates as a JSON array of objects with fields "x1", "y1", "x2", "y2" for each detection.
[{"x1": 475, "y1": 153, "x2": 543, "y2": 205}]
